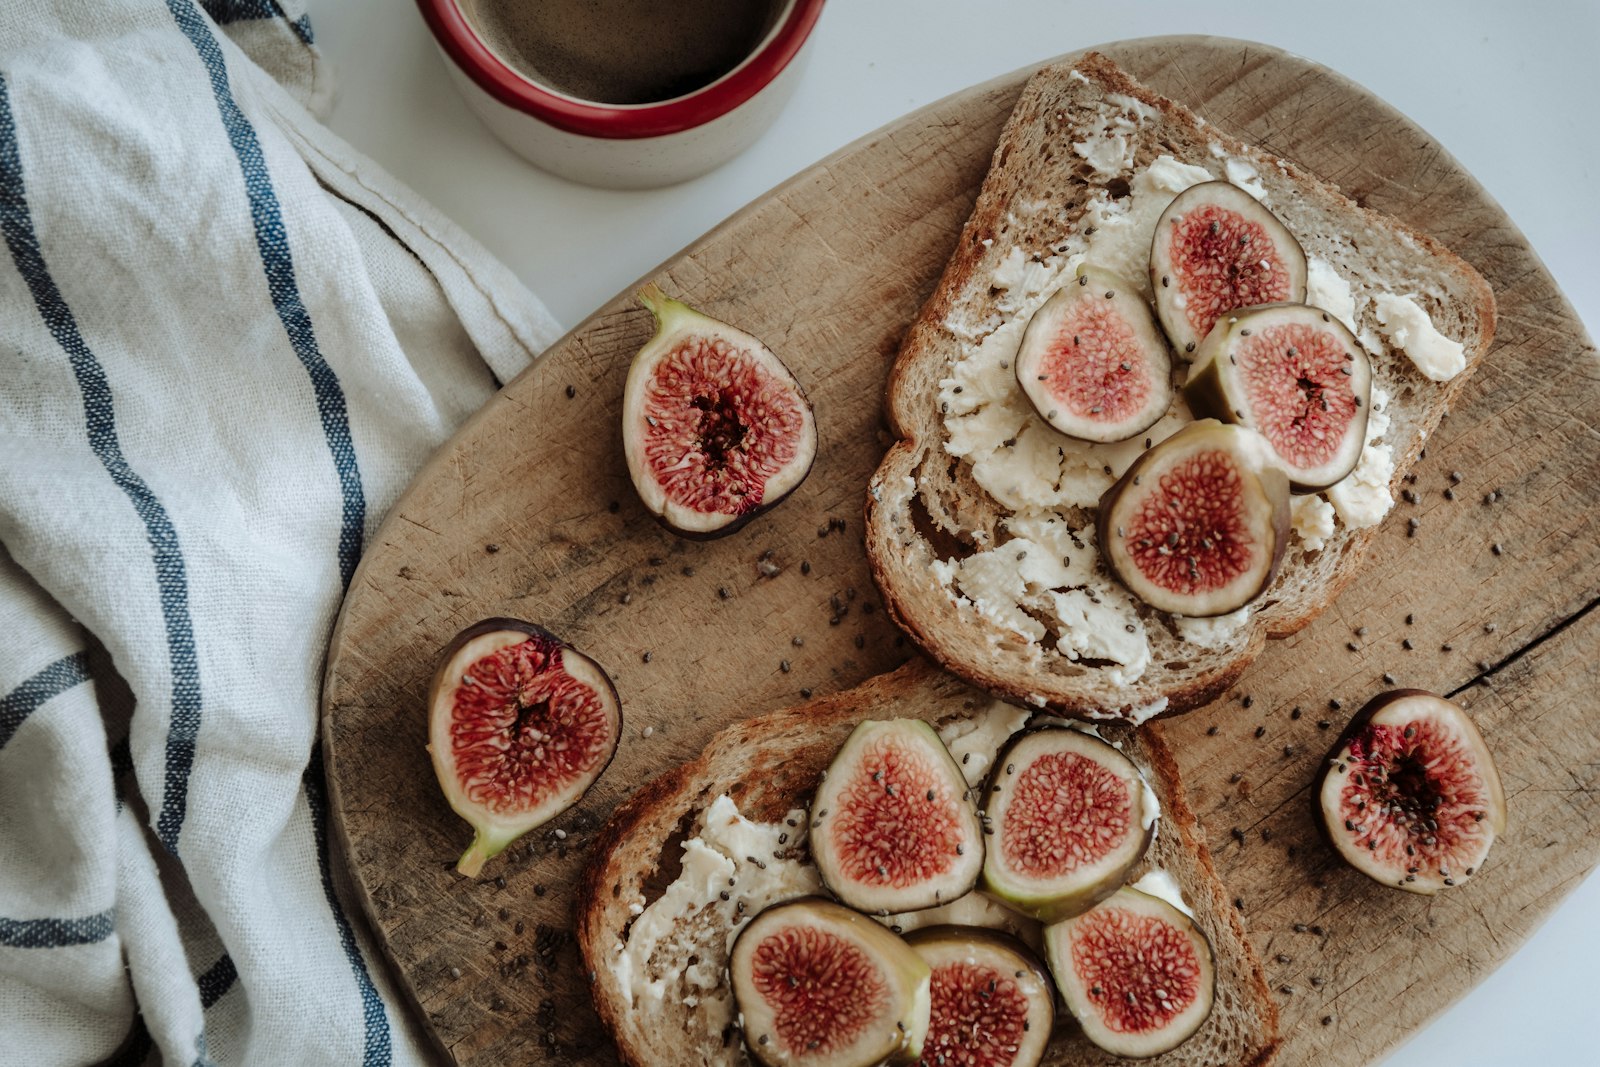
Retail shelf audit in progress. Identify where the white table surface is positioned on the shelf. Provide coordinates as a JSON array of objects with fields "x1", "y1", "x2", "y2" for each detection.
[{"x1": 308, "y1": 2, "x2": 1599, "y2": 1063}]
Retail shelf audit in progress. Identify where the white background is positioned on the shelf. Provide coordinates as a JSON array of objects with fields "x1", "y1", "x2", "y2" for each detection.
[{"x1": 309, "y1": 2, "x2": 1599, "y2": 1063}]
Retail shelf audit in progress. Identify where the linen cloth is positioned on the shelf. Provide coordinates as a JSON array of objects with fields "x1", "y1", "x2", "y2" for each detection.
[{"x1": 0, "y1": 2, "x2": 563, "y2": 1063}]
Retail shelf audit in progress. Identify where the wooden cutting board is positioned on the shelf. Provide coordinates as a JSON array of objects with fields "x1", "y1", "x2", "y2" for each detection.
[{"x1": 321, "y1": 36, "x2": 1600, "y2": 1067}]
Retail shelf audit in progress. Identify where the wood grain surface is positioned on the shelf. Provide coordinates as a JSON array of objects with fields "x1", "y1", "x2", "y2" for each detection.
[{"x1": 320, "y1": 36, "x2": 1600, "y2": 1067}]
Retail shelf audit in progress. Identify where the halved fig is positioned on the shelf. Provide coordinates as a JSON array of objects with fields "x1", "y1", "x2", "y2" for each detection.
[
  {"x1": 1186, "y1": 304, "x2": 1372, "y2": 491},
  {"x1": 621, "y1": 284, "x2": 818, "y2": 538},
  {"x1": 1150, "y1": 180, "x2": 1307, "y2": 357},
  {"x1": 1316, "y1": 690, "x2": 1506, "y2": 894},
  {"x1": 731, "y1": 897, "x2": 931, "y2": 1067},
  {"x1": 905, "y1": 927, "x2": 1054, "y2": 1067},
  {"x1": 426, "y1": 619, "x2": 621, "y2": 877},
  {"x1": 1045, "y1": 887, "x2": 1216, "y2": 1058},
  {"x1": 811, "y1": 719, "x2": 984, "y2": 914},
  {"x1": 1096, "y1": 420, "x2": 1290, "y2": 617},
  {"x1": 979, "y1": 728, "x2": 1155, "y2": 922},
  {"x1": 1014, "y1": 267, "x2": 1174, "y2": 443}
]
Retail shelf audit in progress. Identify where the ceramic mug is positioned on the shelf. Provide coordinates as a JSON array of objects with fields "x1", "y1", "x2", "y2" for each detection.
[{"x1": 415, "y1": 0, "x2": 826, "y2": 189}]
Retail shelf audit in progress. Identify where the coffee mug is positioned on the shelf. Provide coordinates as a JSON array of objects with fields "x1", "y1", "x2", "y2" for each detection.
[{"x1": 416, "y1": 0, "x2": 826, "y2": 189}]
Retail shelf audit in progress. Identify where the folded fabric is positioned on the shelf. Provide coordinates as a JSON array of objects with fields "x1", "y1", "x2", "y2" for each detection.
[{"x1": 0, "y1": 2, "x2": 563, "y2": 1063}]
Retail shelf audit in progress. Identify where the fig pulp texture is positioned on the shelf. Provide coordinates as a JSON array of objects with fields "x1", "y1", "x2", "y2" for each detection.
[
  {"x1": 427, "y1": 619, "x2": 621, "y2": 877},
  {"x1": 1150, "y1": 180, "x2": 1307, "y2": 357},
  {"x1": 1045, "y1": 886, "x2": 1216, "y2": 1058},
  {"x1": 621, "y1": 284, "x2": 817, "y2": 538},
  {"x1": 979, "y1": 728, "x2": 1155, "y2": 922},
  {"x1": 811, "y1": 719, "x2": 984, "y2": 914},
  {"x1": 905, "y1": 926, "x2": 1054, "y2": 1067},
  {"x1": 1014, "y1": 267, "x2": 1174, "y2": 443},
  {"x1": 1316, "y1": 690, "x2": 1506, "y2": 894},
  {"x1": 731, "y1": 897, "x2": 932, "y2": 1067},
  {"x1": 1097, "y1": 419, "x2": 1290, "y2": 617},
  {"x1": 1187, "y1": 303, "x2": 1372, "y2": 492}
]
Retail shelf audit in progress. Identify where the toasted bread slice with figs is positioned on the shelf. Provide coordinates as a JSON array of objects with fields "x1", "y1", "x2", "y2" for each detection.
[
  {"x1": 864, "y1": 52, "x2": 1495, "y2": 721},
  {"x1": 576, "y1": 660, "x2": 1279, "y2": 1066}
]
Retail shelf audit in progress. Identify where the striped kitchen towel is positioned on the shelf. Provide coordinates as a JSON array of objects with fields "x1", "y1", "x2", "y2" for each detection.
[{"x1": 0, "y1": 2, "x2": 562, "y2": 1063}]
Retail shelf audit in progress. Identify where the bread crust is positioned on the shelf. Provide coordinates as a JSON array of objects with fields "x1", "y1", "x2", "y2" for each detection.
[
  {"x1": 577, "y1": 659, "x2": 1279, "y2": 1066},
  {"x1": 864, "y1": 52, "x2": 1496, "y2": 721}
]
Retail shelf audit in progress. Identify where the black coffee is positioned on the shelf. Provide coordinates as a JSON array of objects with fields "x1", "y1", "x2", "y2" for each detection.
[{"x1": 463, "y1": 0, "x2": 786, "y2": 106}]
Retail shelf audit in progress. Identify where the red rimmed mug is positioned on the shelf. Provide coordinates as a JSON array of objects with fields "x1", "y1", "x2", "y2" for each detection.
[{"x1": 416, "y1": 0, "x2": 826, "y2": 188}]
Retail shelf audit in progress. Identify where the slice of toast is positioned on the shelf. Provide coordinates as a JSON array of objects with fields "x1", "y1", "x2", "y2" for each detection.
[
  {"x1": 864, "y1": 52, "x2": 1496, "y2": 721},
  {"x1": 577, "y1": 659, "x2": 1279, "y2": 1066}
]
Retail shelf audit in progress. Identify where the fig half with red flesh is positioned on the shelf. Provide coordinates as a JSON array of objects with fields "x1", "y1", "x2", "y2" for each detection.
[
  {"x1": 731, "y1": 897, "x2": 932, "y2": 1067},
  {"x1": 1045, "y1": 887, "x2": 1216, "y2": 1058},
  {"x1": 979, "y1": 728, "x2": 1155, "y2": 922},
  {"x1": 1096, "y1": 420, "x2": 1290, "y2": 617},
  {"x1": 1014, "y1": 268, "x2": 1174, "y2": 443},
  {"x1": 622, "y1": 284, "x2": 817, "y2": 538},
  {"x1": 1150, "y1": 180, "x2": 1307, "y2": 357},
  {"x1": 1186, "y1": 303, "x2": 1372, "y2": 492},
  {"x1": 810, "y1": 719, "x2": 984, "y2": 914},
  {"x1": 905, "y1": 926, "x2": 1054, "y2": 1067},
  {"x1": 1316, "y1": 690, "x2": 1506, "y2": 894},
  {"x1": 426, "y1": 619, "x2": 621, "y2": 877}
]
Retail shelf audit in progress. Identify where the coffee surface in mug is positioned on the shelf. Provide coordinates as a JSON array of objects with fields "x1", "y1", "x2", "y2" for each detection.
[{"x1": 462, "y1": 0, "x2": 785, "y2": 106}]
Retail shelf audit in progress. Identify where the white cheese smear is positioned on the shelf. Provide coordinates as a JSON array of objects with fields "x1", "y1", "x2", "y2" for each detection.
[{"x1": 1372, "y1": 293, "x2": 1468, "y2": 380}]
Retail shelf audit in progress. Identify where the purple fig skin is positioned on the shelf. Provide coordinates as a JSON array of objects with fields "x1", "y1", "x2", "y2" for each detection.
[
  {"x1": 1312, "y1": 689, "x2": 1507, "y2": 893},
  {"x1": 1095, "y1": 421, "x2": 1290, "y2": 618}
]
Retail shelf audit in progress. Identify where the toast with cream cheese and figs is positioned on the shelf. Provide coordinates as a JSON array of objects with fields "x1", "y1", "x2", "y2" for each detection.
[
  {"x1": 864, "y1": 52, "x2": 1495, "y2": 722},
  {"x1": 577, "y1": 661, "x2": 1278, "y2": 1067}
]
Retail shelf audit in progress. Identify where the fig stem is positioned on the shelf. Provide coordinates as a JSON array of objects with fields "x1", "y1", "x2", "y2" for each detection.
[
  {"x1": 457, "y1": 830, "x2": 509, "y2": 878},
  {"x1": 637, "y1": 282, "x2": 688, "y2": 327}
]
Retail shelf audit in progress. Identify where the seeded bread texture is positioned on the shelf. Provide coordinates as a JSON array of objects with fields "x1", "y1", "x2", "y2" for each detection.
[
  {"x1": 864, "y1": 52, "x2": 1496, "y2": 721},
  {"x1": 577, "y1": 659, "x2": 1279, "y2": 1067}
]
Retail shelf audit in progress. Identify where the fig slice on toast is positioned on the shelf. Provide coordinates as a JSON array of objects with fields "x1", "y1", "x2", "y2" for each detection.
[
  {"x1": 1316, "y1": 690, "x2": 1506, "y2": 893},
  {"x1": 1014, "y1": 267, "x2": 1174, "y2": 443},
  {"x1": 1150, "y1": 180, "x2": 1307, "y2": 357},
  {"x1": 905, "y1": 926, "x2": 1054, "y2": 1067},
  {"x1": 1186, "y1": 303, "x2": 1372, "y2": 492},
  {"x1": 731, "y1": 897, "x2": 931, "y2": 1067},
  {"x1": 979, "y1": 727, "x2": 1154, "y2": 922},
  {"x1": 1045, "y1": 886, "x2": 1217, "y2": 1058},
  {"x1": 810, "y1": 719, "x2": 984, "y2": 914},
  {"x1": 1096, "y1": 420, "x2": 1290, "y2": 617}
]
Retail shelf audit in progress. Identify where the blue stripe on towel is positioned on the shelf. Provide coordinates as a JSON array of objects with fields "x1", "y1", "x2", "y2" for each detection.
[
  {"x1": 197, "y1": 950, "x2": 239, "y2": 1008},
  {"x1": 0, "y1": 650, "x2": 91, "y2": 750},
  {"x1": 200, "y1": 0, "x2": 315, "y2": 45},
  {"x1": 199, "y1": 0, "x2": 282, "y2": 26},
  {"x1": 0, "y1": 909, "x2": 115, "y2": 948},
  {"x1": 0, "y1": 79, "x2": 204, "y2": 857},
  {"x1": 166, "y1": 0, "x2": 365, "y2": 590},
  {"x1": 305, "y1": 745, "x2": 392, "y2": 1065},
  {"x1": 164, "y1": 9, "x2": 388, "y2": 1060}
]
